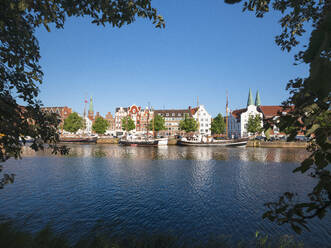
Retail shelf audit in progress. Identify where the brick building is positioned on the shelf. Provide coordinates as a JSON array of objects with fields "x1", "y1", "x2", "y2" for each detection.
[
  {"x1": 105, "y1": 112, "x2": 115, "y2": 131},
  {"x1": 154, "y1": 109, "x2": 191, "y2": 137},
  {"x1": 41, "y1": 106, "x2": 72, "y2": 127},
  {"x1": 114, "y1": 105, "x2": 153, "y2": 133}
]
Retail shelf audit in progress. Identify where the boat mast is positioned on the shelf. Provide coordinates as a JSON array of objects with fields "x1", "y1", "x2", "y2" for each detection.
[
  {"x1": 83, "y1": 95, "x2": 87, "y2": 134},
  {"x1": 146, "y1": 106, "x2": 150, "y2": 139},
  {"x1": 197, "y1": 96, "x2": 200, "y2": 135},
  {"x1": 152, "y1": 107, "x2": 155, "y2": 138},
  {"x1": 226, "y1": 91, "x2": 228, "y2": 139}
]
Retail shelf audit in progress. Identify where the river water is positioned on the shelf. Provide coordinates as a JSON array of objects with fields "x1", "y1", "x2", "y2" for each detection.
[{"x1": 0, "y1": 145, "x2": 330, "y2": 246}]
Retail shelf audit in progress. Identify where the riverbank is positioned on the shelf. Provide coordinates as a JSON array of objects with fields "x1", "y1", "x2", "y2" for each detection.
[{"x1": 247, "y1": 140, "x2": 308, "y2": 148}]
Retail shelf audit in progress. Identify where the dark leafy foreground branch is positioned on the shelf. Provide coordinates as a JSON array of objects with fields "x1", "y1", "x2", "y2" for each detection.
[
  {"x1": 224, "y1": 0, "x2": 331, "y2": 233},
  {"x1": 0, "y1": 0, "x2": 165, "y2": 188},
  {"x1": 0, "y1": 221, "x2": 306, "y2": 248}
]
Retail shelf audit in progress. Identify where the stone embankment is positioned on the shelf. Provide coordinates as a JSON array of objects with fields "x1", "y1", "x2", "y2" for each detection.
[
  {"x1": 247, "y1": 140, "x2": 308, "y2": 148},
  {"x1": 96, "y1": 138, "x2": 119, "y2": 144},
  {"x1": 167, "y1": 138, "x2": 178, "y2": 145}
]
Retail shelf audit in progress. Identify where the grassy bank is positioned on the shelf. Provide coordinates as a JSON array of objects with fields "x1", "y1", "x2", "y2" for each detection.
[{"x1": 0, "y1": 222, "x2": 306, "y2": 248}]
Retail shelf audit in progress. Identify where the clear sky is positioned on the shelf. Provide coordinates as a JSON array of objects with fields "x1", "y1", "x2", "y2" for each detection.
[{"x1": 36, "y1": 0, "x2": 310, "y2": 117}]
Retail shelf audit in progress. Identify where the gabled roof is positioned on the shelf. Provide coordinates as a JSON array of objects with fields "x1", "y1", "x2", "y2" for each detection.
[
  {"x1": 258, "y1": 106, "x2": 293, "y2": 118},
  {"x1": 231, "y1": 108, "x2": 246, "y2": 119},
  {"x1": 190, "y1": 107, "x2": 198, "y2": 116},
  {"x1": 230, "y1": 105, "x2": 294, "y2": 121}
]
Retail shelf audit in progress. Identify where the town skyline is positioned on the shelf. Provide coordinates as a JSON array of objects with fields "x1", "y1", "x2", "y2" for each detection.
[{"x1": 41, "y1": 88, "x2": 280, "y2": 118}]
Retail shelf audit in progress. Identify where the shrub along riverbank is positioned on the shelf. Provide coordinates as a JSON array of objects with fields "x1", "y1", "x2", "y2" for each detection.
[{"x1": 0, "y1": 222, "x2": 306, "y2": 248}]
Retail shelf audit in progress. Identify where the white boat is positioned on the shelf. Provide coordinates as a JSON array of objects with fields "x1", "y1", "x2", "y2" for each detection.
[
  {"x1": 156, "y1": 137, "x2": 168, "y2": 146},
  {"x1": 119, "y1": 134, "x2": 168, "y2": 147},
  {"x1": 177, "y1": 135, "x2": 247, "y2": 147}
]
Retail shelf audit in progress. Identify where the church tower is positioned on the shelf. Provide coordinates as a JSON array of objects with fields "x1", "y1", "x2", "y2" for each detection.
[
  {"x1": 255, "y1": 90, "x2": 261, "y2": 107},
  {"x1": 247, "y1": 88, "x2": 254, "y2": 107},
  {"x1": 88, "y1": 96, "x2": 94, "y2": 121}
]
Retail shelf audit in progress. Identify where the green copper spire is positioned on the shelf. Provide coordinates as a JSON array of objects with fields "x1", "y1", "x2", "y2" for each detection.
[
  {"x1": 255, "y1": 90, "x2": 261, "y2": 106},
  {"x1": 247, "y1": 88, "x2": 254, "y2": 107},
  {"x1": 89, "y1": 96, "x2": 93, "y2": 112}
]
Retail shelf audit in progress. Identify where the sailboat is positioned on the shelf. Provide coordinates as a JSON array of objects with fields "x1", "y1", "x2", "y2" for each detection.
[
  {"x1": 177, "y1": 93, "x2": 247, "y2": 147},
  {"x1": 118, "y1": 107, "x2": 168, "y2": 147}
]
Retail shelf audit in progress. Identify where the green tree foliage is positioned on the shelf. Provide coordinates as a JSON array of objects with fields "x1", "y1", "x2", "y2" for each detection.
[
  {"x1": 225, "y1": 0, "x2": 331, "y2": 233},
  {"x1": 0, "y1": 0, "x2": 164, "y2": 188},
  {"x1": 0, "y1": 221, "x2": 305, "y2": 248},
  {"x1": 63, "y1": 113, "x2": 84, "y2": 134},
  {"x1": 92, "y1": 117, "x2": 109, "y2": 135},
  {"x1": 148, "y1": 114, "x2": 166, "y2": 132},
  {"x1": 121, "y1": 117, "x2": 135, "y2": 132},
  {"x1": 179, "y1": 114, "x2": 198, "y2": 133},
  {"x1": 211, "y1": 114, "x2": 226, "y2": 135},
  {"x1": 247, "y1": 115, "x2": 263, "y2": 136}
]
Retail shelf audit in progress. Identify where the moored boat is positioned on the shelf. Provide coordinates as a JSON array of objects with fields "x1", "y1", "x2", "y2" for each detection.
[
  {"x1": 177, "y1": 136, "x2": 247, "y2": 147},
  {"x1": 119, "y1": 135, "x2": 168, "y2": 147},
  {"x1": 119, "y1": 139, "x2": 158, "y2": 147}
]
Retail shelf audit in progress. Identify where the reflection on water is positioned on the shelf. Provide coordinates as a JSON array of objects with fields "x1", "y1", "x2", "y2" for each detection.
[
  {"x1": 21, "y1": 144, "x2": 309, "y2": 163},
  {"x1": 2, "y1": 145, "x2": 329, "y2": 247}
]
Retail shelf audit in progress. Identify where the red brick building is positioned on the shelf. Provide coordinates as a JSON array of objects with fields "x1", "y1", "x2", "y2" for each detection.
[
  {"x1": 41, "y1": 106, "x2": 72, "y2": 127},
  {"x1": 105, "y1": 112, "x2": 115, "y2": 131}
]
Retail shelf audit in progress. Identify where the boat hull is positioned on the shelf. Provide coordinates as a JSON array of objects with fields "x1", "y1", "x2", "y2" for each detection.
[
  {"x1": 119, "y1": 140, "x2": 158, "y2": 147},
  {"x1": 177, "y1": 139, "x2": 247, "y2": 147}
]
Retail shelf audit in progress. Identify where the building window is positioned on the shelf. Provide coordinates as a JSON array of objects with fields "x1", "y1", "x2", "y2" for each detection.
[
  {"x1": 172, "y1": 113, "x2": 175, "y2": 116},
  {"x1": 166, "y1": 113, "x2": 169, "y2": 116},
  {"x1": 178, "y1": 113, "x2": 181, "y2": 117}
]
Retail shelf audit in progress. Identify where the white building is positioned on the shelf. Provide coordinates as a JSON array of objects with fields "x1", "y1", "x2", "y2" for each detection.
[
  {"x1": 191, "y1": 105, "x2": 212, "y2": 136},
  {"x1": 228, "y1": 89, "x2": 263, "y2": 138},
  {"x1": 114, "y1": 107, "x2": 128, "y2": 131}
]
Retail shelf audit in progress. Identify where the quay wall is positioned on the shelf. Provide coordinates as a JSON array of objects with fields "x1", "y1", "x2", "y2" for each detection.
[
  {"x1": 247, "y1": 140, "x2": 308, "y2": 148},
  {"x1": 96, "y1": 138, "x2": 119, "y2": 144},
  {"x1": 167, "y1": 138, "x2": 178, "y2": 145}
]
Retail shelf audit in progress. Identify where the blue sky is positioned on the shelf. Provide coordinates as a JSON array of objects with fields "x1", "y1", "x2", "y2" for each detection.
[{"x1": 36, "y1": 0, "x2": 310, "y2": 117}]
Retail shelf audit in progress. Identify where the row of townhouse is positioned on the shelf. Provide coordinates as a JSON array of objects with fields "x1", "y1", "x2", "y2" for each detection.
[
  {"x1": 41, "y1": 90, "x2": 291, "y2": 138},
  {"x1": 112, "y1": 104, "x2": 212, "y2": 136}
]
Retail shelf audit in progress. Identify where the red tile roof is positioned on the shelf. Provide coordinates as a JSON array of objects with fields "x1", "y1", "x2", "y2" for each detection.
[
  {"x1": 190, "y1": 107, "x2": 198, "y2": 116},
  {"x1": 231, "y1": 108, "x2": 246, "y2": 119},
  {"x1": 230, "y1": 106, "x2": 294, "y2": 120},
  {"x1": 258, "y1": 106, "x2": 293, "y2": 118}
]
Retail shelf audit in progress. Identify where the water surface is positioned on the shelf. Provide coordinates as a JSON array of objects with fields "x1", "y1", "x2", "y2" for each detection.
[{"x1": 0, "y1": 145, "x2": 330, "y2": 246}]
